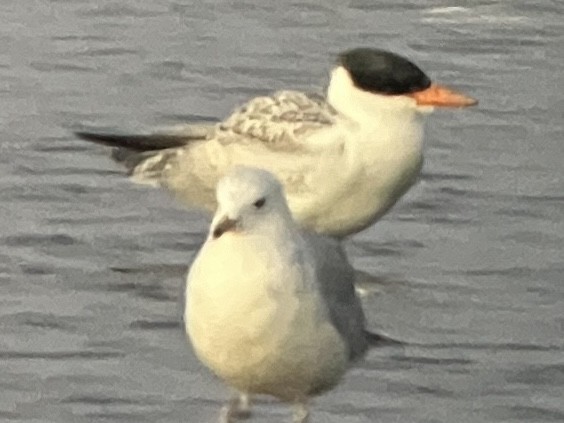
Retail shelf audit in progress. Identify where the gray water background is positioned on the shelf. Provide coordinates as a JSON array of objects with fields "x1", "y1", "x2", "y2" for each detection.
[{"x1": 1, "y1": 1, "x2": 563, "y2": 422}]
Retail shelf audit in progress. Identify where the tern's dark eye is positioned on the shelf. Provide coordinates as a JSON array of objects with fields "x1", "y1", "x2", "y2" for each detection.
[{"x1": 253, "y1": 197, "x2": 266, "y2": 209}]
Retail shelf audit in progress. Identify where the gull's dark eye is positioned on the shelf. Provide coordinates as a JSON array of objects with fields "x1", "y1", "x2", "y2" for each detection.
[{"x1": 253, "y1": 197, "x2": 266, "y2": 209}]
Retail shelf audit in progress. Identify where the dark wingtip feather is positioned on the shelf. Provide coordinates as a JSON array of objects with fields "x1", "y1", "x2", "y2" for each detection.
[
  {"x1": 74, "y1": 131, "x2": 191, "y2": 152},
  {"x1": 365, "y1": 331, "x2": 403, "y2": 347}
]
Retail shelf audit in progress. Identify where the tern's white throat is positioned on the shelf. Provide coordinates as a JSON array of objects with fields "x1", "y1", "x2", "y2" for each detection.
[{"x1": 326, "y1": 66, "x2": 431, "y2": 122}]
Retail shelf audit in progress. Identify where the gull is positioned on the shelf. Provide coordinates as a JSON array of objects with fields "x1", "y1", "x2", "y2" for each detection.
[
  {"x1": 76, "y1": 47, "x2": 477, "y2": 237},
  {"x1": 185, "y1": 166, "x2": 396, "y2": 423}
]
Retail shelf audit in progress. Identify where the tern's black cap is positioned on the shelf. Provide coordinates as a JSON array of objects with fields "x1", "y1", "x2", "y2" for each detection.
[{"x1": 338, "y1": 48, "x2": 432, "y2": 95}]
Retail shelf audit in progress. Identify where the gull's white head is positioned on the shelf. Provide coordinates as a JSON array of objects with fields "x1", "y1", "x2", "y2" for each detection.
[{"x1": 210, "y1": 166, "x2": 293, "y2": 239}]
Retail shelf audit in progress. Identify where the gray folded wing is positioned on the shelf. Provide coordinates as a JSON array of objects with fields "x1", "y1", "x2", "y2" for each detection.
[
  {"x1": 74, "y1": 91, "x2": 339, "y2": 211},
  {"x1": 306, "y1": 234, "x2": 369, "y2": 362},
  {"x1": 75, "y1": 90, "x2": 337, "y2": 170}
]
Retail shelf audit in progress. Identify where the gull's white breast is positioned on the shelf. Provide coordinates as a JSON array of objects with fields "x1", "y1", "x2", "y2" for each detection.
[{"x1": 185, "y1": 234, "x2": 347, "y2": 399}]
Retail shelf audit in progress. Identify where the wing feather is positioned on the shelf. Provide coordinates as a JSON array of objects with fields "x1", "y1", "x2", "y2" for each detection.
[
  {"x1": 74, "y1": 91, "x2": 338, "y2": 209},
  {"x1": 305, "y1": 234, "x2": 369, "y2": 361},
  {"x1": 212, "y1": 90, "x2": 337, "y2": 151}
]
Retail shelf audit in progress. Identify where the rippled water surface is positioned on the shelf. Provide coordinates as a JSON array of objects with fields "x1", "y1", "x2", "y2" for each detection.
[{"x1": 1, "y1": 1, "x2": 563, "y2": 422}]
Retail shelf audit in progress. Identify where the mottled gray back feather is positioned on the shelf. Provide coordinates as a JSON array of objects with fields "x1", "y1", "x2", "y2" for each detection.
[{"x1": 75, "y1": 91, "x2": 338, "y2": 188}]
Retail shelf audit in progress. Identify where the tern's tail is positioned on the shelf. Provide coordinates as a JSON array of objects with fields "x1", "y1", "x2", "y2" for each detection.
[
  {"x1": 74, "y1": 125, "x2": 212, "y2": 185},
  {"x1": 364, "y1": 330, "x2": 403, "y2": 348}
]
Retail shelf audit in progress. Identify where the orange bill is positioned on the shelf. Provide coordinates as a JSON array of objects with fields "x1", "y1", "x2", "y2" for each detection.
[{"x1": 409, "y1": 84, "x2": 478, "y2": 107}]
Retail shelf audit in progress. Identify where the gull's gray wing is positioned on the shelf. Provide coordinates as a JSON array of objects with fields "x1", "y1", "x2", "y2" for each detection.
[
  {"x1": 305, "y1": 233, "x2": 369, "y2": 362},
  {"x1": 306, "y1": 234, "x2": 401, "y2": 361}
]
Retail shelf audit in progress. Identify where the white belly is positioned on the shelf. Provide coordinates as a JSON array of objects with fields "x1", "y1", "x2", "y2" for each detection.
[{"x1": 185, "y1": 237, "x2": 348, "y2": 400}]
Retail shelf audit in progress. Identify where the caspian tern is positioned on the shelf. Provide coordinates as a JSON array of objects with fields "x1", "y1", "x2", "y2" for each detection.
[{"x1": 76, "y1": 48, "x2": 477, "y2": 237}]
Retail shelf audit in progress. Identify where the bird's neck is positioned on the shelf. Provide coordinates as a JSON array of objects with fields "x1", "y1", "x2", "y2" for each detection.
[
  {"x1": 257, "y1": 215, "x2": 301, "y2": 244},
  {"x1": 327, "y1": 66, "x2": 426, "y2": 127},
  {"x1": 326, "y1": 66, "x2": 427, "y2": 165}
]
